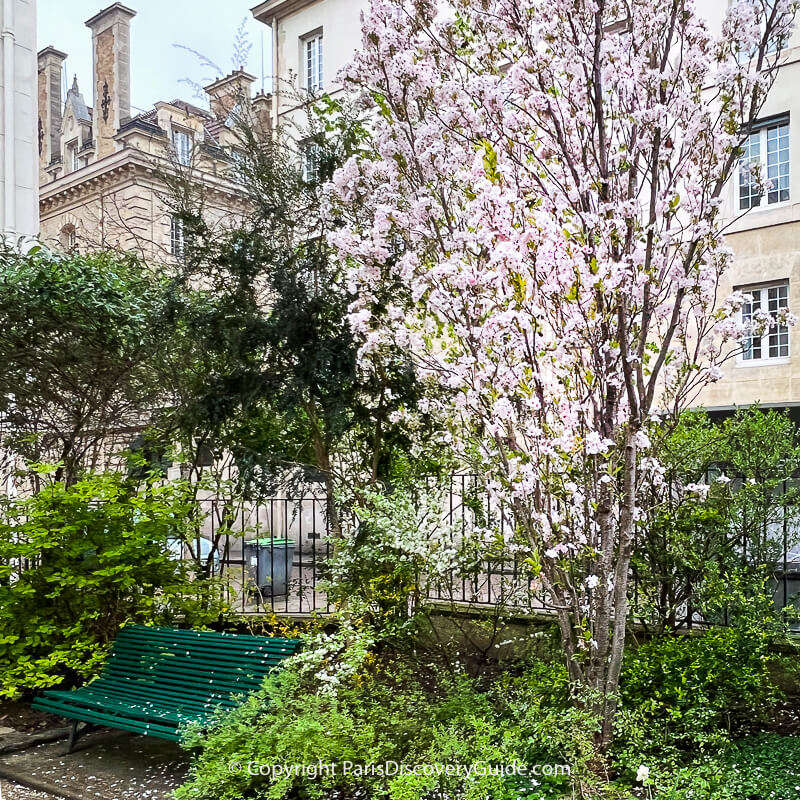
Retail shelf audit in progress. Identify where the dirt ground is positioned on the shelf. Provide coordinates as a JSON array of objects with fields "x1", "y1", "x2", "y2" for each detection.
[{"x1": 0, "y1": 704, "x2": 63, "y2": 735}]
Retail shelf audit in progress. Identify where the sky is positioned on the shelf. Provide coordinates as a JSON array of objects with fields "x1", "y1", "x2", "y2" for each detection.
[{"x1": 38, "y1": 0, "x2": 271, "y2": 115}]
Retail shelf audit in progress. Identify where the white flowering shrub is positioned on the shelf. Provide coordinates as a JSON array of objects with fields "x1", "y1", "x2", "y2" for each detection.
[
  {"x1": 291, "y1": 624, "x2": 377, "y2": 697},
  {"x1": 326, "y1": 483, "x2": 490, "y2": 629}
]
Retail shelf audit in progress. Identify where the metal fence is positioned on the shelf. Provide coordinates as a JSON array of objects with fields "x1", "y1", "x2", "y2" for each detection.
[
  {"x1": 178, "y1": 476, "x2": 800, "y2": 628},
  {"x1": 7, "y1": 474, "x2": 800, "y2": 625},
  {"x1": 180, "y1": 476, "x2": 548, "y2": 615}
]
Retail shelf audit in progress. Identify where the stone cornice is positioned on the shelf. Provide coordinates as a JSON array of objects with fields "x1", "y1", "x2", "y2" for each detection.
[
  {"x1": 39, "y1": 148, "x2": 249, "y2": 211},
  {"x1": 85, "y1": 3, "x2": 137, "y2": 29}
]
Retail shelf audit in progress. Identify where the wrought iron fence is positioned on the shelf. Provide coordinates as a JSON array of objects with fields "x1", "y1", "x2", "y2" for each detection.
[
  {"x1": 5, "y1": 474, "x2": 800, "y2": 625},
  {"x1": 185, "y1": 475, "x2": 800, "y2": 627}
]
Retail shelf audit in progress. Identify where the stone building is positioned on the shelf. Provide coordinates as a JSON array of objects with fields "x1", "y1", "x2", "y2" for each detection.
[
  {"x1": 696, "y1": 2, "x2": 800, "y2": 419},
  {"x1": 0, "y1": 0, "x2": 38, "y2": 239},
  {"x1": 37, "y1": 3, "x2": 271, "y2": 261}
]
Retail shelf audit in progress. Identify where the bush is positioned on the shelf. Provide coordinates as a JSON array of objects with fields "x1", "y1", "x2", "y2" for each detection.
[
  {"x1": 614, "y1": 627, "x2": 775, "y2": 773},
  {"x1": 635, "y1": 407, "x2": 800, "y2": 633},
  {"x1": 0, "y1": 471, "x2": 227, "y2": 698},
  {"x1": 654, "y1": 734, "x2": 800, "y2": 799},
  {"x1": 177, "y1": 643, "x2": 600, "y2": 800}
]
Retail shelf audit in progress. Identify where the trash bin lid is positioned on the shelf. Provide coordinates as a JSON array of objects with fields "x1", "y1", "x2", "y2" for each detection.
[{"x1": 249, "y1": 538, "x2": 293, "y2": 547}]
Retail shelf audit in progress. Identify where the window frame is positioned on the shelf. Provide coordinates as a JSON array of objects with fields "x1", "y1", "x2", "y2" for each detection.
[
  {"x1": 170, "y1": 215, "x2": 185, "y2": 259},
  {"x1": 61, "y1": 224, "x2": 77, "y2": 252},
  {"x1": 301, "y1": 138, "x2": 323, "y2": 183},
  {"x1": 739, "y1": 280, "x2": 791, "y2": 364},
  {"x1": 738, "y1": 115, "x2": 790, "y2": 211},
  {"x1": 229, "y1": 147, "x2": 247, "y2": 183},
  {"x1": 172, "y1": 127, "x2": 192, "y2": 167},
  {"x1": 303, "y1": 30, "x2": 324, "y2": 93},
  {"x1": 67, "y1": 139, "x2": 80, "y2": 173}
]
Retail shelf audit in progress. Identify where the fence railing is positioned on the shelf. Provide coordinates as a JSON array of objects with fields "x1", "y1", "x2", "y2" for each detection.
[
  {"x1": 6, "y1": 475, "x2": 800, "y2": 626},
  {"x1": 182, "y1": 478, "x2": 800, "y2": 627},
  {"x1": 185, "y1": 476, "x2": 540, "y2": 615}
]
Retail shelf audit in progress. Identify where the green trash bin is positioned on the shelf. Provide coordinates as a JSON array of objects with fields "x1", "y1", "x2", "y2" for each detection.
[{"x1": 244, "y1": 538, "x2": 296, "y2": 596}]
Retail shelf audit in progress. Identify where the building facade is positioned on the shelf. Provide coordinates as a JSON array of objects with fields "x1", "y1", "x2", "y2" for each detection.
[
  {"x1": 0, "y1": 0, "x2": 38, "y2": 240},
  {"x1": 251, "y1": 0, "x2": 367, "y2": 128},
  {"x1": 37, "y1": 3, "x2": 270, "y2": 262},
  {"x1": 697, "y1": 3, "x2": 800, "y2": 416},
  {"x1": 251, "y1": 0, "x2": 800, "y2": 420}
]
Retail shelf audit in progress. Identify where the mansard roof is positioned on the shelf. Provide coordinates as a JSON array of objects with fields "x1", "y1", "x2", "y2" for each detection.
[{"x1": 124, "y1": 98, "x2": 226, "y2": 145}]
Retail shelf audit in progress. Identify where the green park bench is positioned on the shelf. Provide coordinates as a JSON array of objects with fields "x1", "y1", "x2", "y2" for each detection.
[{"x1": 32, "y1": 625, "x2": 301, "y2": 752}]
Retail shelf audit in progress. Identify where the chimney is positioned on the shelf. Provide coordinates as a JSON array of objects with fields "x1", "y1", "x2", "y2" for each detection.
[
  {"x1": 85, "y1": 3, "x2": 136, "y2": 159},
  {"x1": 204, "y1": 69, "x2": 257, "y2": 121},
  {"x1": 37, "y1": 47, "x2": 67, "y2": 177},
  {"x1": 252, "y1": 92, "x2": 273, "y2": 135}
]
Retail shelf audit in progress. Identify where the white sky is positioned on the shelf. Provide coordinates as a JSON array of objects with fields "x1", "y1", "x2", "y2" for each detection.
[{"x1": 38, "y1": 0, "x2": 271, "y2": 115}]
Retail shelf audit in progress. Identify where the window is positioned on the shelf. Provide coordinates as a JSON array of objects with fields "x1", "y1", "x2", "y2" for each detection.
[
  {"x1": 170, "y1": 215, "x2": 185, "y2": 259},
  {"x1": 172, "y1": 129, "x2": 192, "y2": 166},
  {"x1": 67, "y1": 140, "x2": 80, "y2": 173},
  {"x1": 741, "y1": 282, "x2": 789, "y2": 361},
  {"x1": 230, "y1": 148, "x2": 247, "y2": 183},
  {"x1": 766, "y1": 122, "x2": 790, "y2": 204},
  {"x1": 737, "y1": 1, "x2": 784, "y2": 61},
  {"x1": 302, "y1": 140, "x2": 322, "y2": 183},
  {"x1": 304, "y1": 32, "x2": 323, "y2": 92},
  {"x1": 60, "y1": 224, "x2": 77, "y2": 252},
  {"x1": 739, "y1": 117, "x2": 790, "y2": 210}
]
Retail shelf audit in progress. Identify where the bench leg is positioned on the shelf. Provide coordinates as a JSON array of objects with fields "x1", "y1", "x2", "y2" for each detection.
[
  {"x1": 66, "y1": 720, "x2": 96, "y2": 754},
  {"x1": 66, "y1": 719, "x2": 79, "y2": 754}
]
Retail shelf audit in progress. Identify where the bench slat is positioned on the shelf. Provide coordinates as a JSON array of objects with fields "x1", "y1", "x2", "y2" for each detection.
[
  {"x1": 105, "y1": 654, "x2": 270, "y2": 681},
  {"x1": 106, "y1": 649, "x2": 287, "y2": 674},
  {"x1": 101, "y1": 663, "x2": 266, "y2": 693},
  {"x1": 117, "y1": 627, "x2": 299, "y2": 651},
  {"x1": 32, "y1": 626, "x2": 300, "y2": 743},
  {"x1": 32, "y1": 698, "x2": 185, "y2": 740},
  {"x1": 70, "y1": 682, "x2": 237, "y2": 714}
]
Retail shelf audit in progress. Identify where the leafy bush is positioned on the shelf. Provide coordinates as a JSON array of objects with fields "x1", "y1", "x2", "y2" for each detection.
[
  {"x1": 635, "y1": 407, "x2": 800, "y2": 632},
  {"x1": 177, "y1": 644, "x2": 599, "y2": 800},
  {"x1": 326, "y1": 484, "x2": 486, "y2": 633},
  {"x1": 0, "y1": 471, "x2": 227, "y2": 698},
  {"x1": 0, "y1": 246, "x2": 180, "y2": 487},
  {"x1": 615, "y1": 627, "x2": 775, "y2": 773},
  {"x1": 654, "y1": 734, "x2": 800, "y2": 799}
]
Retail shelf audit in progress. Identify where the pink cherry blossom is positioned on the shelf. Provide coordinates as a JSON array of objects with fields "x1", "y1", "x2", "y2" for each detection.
[{"x1": 330, "y1": 0, "x2": 797, "y2": 749}]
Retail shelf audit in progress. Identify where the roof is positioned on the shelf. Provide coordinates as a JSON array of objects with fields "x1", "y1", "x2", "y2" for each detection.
[
  {"x1": 166, "y1": 100, "x2": 225, "y2": 143},
  {"x1": 251, "y1": 0, "x2": 318, "y2": 24},
  {"x1": 65, "y1": 76, "x2": 91, "y2": 124},
  {"x1": 123, "y1": 100, "x2": 226, "y2": 145}
]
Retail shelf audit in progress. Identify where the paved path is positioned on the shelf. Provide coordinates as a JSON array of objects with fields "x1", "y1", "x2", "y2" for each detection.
[{"x1": 0, "y1": 729, "x2": 189, "y2": 800}]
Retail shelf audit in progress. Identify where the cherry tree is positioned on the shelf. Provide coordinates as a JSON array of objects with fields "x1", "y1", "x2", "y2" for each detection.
[{"x1": 331, "y1": 0, "x2": 796, "y2": 748}]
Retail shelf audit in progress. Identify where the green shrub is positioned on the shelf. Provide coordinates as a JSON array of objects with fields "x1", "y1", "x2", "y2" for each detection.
[
  {"x1": 653, "y1": 734, "x2": 800, "y2": 799},
  {"x1": 614, "y1": 627, "x2": 775, "y2": 773},
  {"x1": 177, "y1": 647, "x2": 599, "y2": 800},
  {"x1": 0, "y1": 471, "x2": 227, "y2": 698}
]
